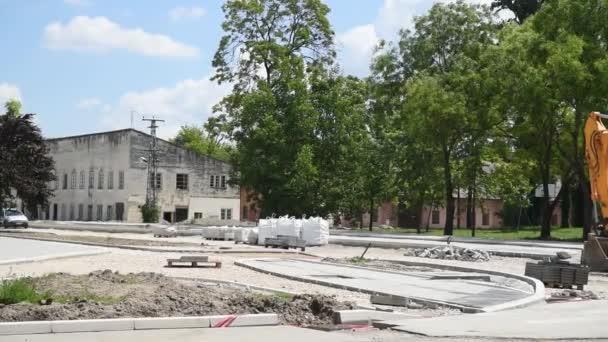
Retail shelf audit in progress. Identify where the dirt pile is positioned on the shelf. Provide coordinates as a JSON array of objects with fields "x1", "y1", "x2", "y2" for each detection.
[
  {"x1": 0, "y1": 270, "x2": 353, "y2": 326},
  {"x1": 413, "y1": 246, "x2": 491, "y2": 261}
]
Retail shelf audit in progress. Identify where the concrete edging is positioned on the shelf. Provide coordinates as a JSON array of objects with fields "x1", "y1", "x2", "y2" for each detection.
[
  {"x1": 329, "y1": 236, "x2": 554, "y2": 260},
  {"x1": 0, "y1": 233, "x2": 318, "y2": 257},
  {"x1": 375, "y1": 258, "x2": 546, "y2": 312},
  {"x1": 0, "y1": 314, "x2": 279, "y2": 336},
  {"x1": 235, "y1": 258, "x2": 545, "y2": 313}
]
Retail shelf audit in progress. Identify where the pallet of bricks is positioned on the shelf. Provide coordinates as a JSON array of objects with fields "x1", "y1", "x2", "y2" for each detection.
[{"x1": 525, "y1": 261, "x2": 589, "y2": 290}]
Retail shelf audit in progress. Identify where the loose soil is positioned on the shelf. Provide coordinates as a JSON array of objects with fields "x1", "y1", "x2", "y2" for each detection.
[
  {"x1": 0, "y1": 231, "x2": 200, "y2": 248},
  {"x1": 0, "y1": 270, "x2": 354, "y2": 326}
]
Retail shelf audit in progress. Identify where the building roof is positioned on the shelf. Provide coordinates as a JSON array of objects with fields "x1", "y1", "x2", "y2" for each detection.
[{"x1": 45, "y1": 128, "x2": 229, "y2": 164}]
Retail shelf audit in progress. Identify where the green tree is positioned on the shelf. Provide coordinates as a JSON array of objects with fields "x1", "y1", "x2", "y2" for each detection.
[
  {"x1": 172, "y1": 125, "x2": 233, "y2": 162},
  {"x1": 530, "y1": 0, "x2": 608, "y2": 239},
  {"x1": 0, "y1": 101, "x2": 55, "y2": 212},
  {"x1": 212, "y1": 0, "x2": 335, "y2": 91}
]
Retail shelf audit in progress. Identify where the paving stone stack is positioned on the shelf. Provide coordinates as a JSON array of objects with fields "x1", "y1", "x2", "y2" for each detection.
[{"x1": 413, "y1": 246, "x2": 491, "y2": 261}]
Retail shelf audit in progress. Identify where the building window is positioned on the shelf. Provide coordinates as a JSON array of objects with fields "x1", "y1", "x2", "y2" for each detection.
[
  {"x1": 482, "y1": 211, "x2": 490, "y2": 226},
  {"x1": 221, "y1": 175, "x2": 226, "y2": 189},
  {"x1": 176, "y1": 174, "x2": 188, "y2": 190},
  {"x1": 78, "y1": 204, "x2": 83, "y2": 221},
  {"x1": 118, "y1": 170, "x2": 125, "y2": 190},
  {"x1": 63, "y1": 173, "x2": 68, "y2": 190},
  {"x1": 61, "y1": 203, "x2": 66, "y2": 220},
  {"x1": 96, "y1": 205, "x2": 103, "y2": 221},
  {"x1": 98, "y1": 169, "x2": 104, "y2": 189},
  {"x1": 69, "y1": 203, "x2": 75, "y2": 220},
  {"x1": 79, "y1": 170, "x2": 85, "y2": 189},
  {"x1": 107, "y1": 205, "x2": 113, "y2": 221},
  {"x1": 221, "y1": 208, "x2": 232, "y2": 220},
  {"x1": 89, "y1": 167, "x2": 94, "y2": 189},
  {"x1": 194, "y1": 212, "x2": 202, "y2": 219},
  {"x1": 71, "y1": 170, "x2": 76, "y2": 189},
  {"x1": 108, "y1": 171, "x2": 114, "y2": 190},
  {"x1": 87, "y1": 205, "x2": 93, "y2": 221},
  {"x1": 431, "y1": 210, "x2": 440, "y2": 225},
  {"x1": 242, "y1": 206, "x2": 248, "y2": 220},
  {"x1": 150, "y1": 173, "x2": 162, "y2": 190},
  {"x1": 210, "y1": 175, "x2": 215, "y2": 188}
]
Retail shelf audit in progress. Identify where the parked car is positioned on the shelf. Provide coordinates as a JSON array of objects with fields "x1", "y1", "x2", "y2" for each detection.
[{"x1": 1, "y1": 208, "x2": 28, "y2": 228}]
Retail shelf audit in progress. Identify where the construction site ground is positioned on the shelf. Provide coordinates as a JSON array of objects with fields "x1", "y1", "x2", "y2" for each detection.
[{"x1": 0, "y1": 228, "x2": 607, "y2": 340}]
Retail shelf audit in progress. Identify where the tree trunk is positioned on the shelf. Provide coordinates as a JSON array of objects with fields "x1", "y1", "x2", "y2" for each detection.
[
  {"x1": 369, "y1": 197, "x2": 374, "y2": 231},
  {"x1": 561, "y1": 184, "x2": 570, "y2": 228},
  {"x1": 442, "y1": 145, "x2": 454, "y2": 236},
  {"x1": 574, "y1": 109, "x2": 592, "y2": 240},
  {"x1": 466, "y1": 187, "x2": 473, "y2": 228},
  {"x1": 456, "y1": 185, "x2": 461, "y2": 229},
  {"x1": 540, "y1": 178, "x2": 552, "y2": 240}
]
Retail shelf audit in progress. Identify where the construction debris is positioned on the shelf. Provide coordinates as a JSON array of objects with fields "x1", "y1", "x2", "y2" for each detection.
[{"x1": 413, "y1": 246, "x2": 491, "y2": 262}]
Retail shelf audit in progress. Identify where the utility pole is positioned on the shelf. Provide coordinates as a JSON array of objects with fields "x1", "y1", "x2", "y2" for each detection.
[{"x1": 142, "y1": 116, "x2": 165, "y2": 207}]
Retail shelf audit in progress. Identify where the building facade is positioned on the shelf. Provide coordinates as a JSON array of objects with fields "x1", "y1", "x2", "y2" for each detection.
[{"x1": 42, "y1": 129, "x2": 239, "y2": 223}]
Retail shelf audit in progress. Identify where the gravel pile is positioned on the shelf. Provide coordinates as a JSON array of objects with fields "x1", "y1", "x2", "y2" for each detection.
[{"x1": 413, "y1": 246, "x2": 491, "y2": 262}]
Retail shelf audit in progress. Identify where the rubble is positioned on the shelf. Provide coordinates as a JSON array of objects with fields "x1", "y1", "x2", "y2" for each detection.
[{"x1": 413, "y1": 246, "x2": 491, "y2": 262}]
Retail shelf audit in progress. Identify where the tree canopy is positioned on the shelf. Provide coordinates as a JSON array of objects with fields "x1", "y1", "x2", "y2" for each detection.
[{"x1": 0, "y1": 101, "x2": 55, "y2": 211}]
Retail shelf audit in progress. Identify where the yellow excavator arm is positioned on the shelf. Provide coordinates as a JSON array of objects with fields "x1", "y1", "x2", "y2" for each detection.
[{"x1": 585, "y1": 111, "x2": 608, "y2": 231}]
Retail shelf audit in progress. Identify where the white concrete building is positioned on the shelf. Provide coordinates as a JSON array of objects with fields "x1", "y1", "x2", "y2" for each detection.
[{"x1": 42, "y1": 129, "x2": 239, "y2": 223}]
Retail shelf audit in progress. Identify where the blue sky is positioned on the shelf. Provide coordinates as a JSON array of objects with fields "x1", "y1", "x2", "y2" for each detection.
[{"x1": 0, "y1": 0, "x2": 500, "y2": 139}]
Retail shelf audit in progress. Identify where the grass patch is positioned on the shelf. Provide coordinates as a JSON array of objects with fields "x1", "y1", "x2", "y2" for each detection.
[
  {"x1": 347, "y1": 257, "x2": 368, "y2": 264},
  {"x1": 364, "y1": 226, "x2": 584, "y2": 242},
  {"x1": 0, "y1": 279, "x2": 53, "y2": 305}
]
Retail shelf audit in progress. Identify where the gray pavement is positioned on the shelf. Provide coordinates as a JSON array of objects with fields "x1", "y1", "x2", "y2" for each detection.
[
  {"x1": 381, "y1": 300, "x2": 608, "y2": 339},
  {"x1": 330, "y1": 235, "x2": 582, "y2": 260},
  {"x1": 237, "y1": 258, "x2": 536, "y2": 311},
  {"x1": 0, "y1": 326, "x2": 366, "y2": 342},
  {"x1": 0, "y1": 236, "x2": 106, "y2": 266}
]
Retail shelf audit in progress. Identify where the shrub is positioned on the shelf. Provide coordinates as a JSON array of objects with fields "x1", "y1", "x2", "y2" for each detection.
[
  {"x1": 0, "y1": 278, "x2": 51, "y2": 304},
  {"x1": 140, "y1": 203, "x2": 160, "y2": 223}
]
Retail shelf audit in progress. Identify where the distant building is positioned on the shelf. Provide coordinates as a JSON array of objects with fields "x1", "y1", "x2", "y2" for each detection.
[{"x1": 40, "y1": 129, "x2": 240, "y2": 223}]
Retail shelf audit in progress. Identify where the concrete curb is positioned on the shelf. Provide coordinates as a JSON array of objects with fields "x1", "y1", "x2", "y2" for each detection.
[
  {"x1": 0, "y1": 314, "x2": 279, "y2": 336},
  {"x1": 329, "y1": 236, "x2": 555, "y2": 260},
  {"x1": 376, "y1": 258, "x2": 546, "y2": 313},
  {"x1": 0, "y1": 250, "x2": 110, "y2": 266},
  {"x1": 235, "y1": 258, "x2": 545, "y2": 313},
  {"x1": 330, "y1": 231, "x2": 583, "y2": 250},
  {"x1": 0, "y1": 233, "x2": 317, "y2": 257}
]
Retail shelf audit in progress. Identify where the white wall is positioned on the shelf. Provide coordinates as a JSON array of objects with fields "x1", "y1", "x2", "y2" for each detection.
[{"x1": 189, "y1": 197, "x2": 240, "y2": 221}]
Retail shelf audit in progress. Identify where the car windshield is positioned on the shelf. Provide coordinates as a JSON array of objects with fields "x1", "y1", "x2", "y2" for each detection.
[{"x1": 6, "y1": 210, "x2": 23, "y2": 216}]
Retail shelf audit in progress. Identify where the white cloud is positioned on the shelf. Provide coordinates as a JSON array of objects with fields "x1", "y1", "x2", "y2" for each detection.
[
  {"x1": 97, "y1": 75, "x2": 230, "y2": 139},
  {"x1": 169, "y1": 6, "x2": 206, "y2": 21},
  {"x1": 339, "y1": 0, "x2": 510, "y2": 75},
  {"x1": 43, "y1": 16, "x2": 200, "y2": 58},
  {"x1": 76, "y1": 97, "x2": 102, "y2": 110},
  {"x1": 337, "y1": 24, "x2": 379, "y2": 76},
  {"x1": 0, "y1": 83, "x2": 22, "y2": 105},
  {"x1": 64, "y1": 0, "x2": 91, "y2": 6}
]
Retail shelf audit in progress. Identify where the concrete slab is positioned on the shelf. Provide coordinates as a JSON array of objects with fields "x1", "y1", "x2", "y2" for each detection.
[
  {"x1": 0, "y1": 236, "x2": 106, "y2": 266},
  {"x1": 0, "y1": 322, "x2": 52, "y2": 335},
  {"x1": 382, "y1": 300, "x2": 608, "y2": 339},
  {"x1": 208, "y1": 314, "x2": 279, "y2": 328},
  {"x1": 370, "y1": 295, "x2": 409, "y2": 306},
  {"x1": 0, "y1": 326, "x2": 367, "y2": 342},
  {"x1": 133, "y1": 317, "x2": 211, "y2": 330},
  {"x1": 51, "y1": 318, "x2": 134, "y2": 333},
  {"x1": 237, "y1": 258, "x2": 538, "y2": 312}
]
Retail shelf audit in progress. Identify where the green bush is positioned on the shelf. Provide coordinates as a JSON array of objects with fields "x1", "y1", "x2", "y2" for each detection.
[
  {"x1": 0, "y1": 278, "x2": 51, "y2": 304},
  {"x1": 140, "y1": 203, "x2": 160, "y2": 223}
]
